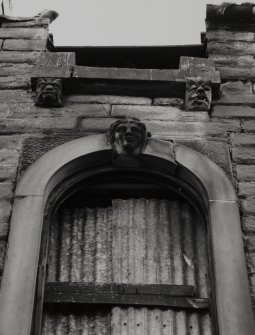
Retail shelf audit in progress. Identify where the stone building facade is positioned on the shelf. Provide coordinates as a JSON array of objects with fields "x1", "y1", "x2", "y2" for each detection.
[{"x1": 0, "y1": 3, "x2": 255, "y2": 335}]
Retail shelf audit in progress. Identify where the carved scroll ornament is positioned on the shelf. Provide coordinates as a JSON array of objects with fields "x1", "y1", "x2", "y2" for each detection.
[
  {"x1": 185, "y1": 78, "x2": 212, "y2": 111},
  {"x1": 35, "y1": 78, "x2": 63, "y2": 107}
]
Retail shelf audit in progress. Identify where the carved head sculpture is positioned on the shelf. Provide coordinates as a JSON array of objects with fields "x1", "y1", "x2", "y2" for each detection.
[
  {"x1": 108, "y1": 118, "x2": 151, "y2": 157},
  {"x1": 35, "y1": 78, "x2": 63, "y2": 107},
  {"x1": 185, "y1": 78, "x2": 212, "y2": 111}
]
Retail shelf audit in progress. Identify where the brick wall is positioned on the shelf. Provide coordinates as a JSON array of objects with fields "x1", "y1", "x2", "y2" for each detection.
[{"x1": 0, "y1": 4, "x2": 255, "y2": 316}]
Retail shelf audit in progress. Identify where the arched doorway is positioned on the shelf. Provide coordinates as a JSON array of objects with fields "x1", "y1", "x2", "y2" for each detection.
[{"x1": 0, "y1": 135, "x2": 254, "y2": 335}]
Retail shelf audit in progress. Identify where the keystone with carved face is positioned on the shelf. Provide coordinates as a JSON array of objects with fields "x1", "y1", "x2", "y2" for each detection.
[
  {"x1": 108, "y1": 118, "x2": 150, "y2": 158},
  {"x1": 35, "y1": 78, "x2": 63, "y2": 107},
  {"x1": 185, "y1": 78, "x2": 212, "y2": 111}
]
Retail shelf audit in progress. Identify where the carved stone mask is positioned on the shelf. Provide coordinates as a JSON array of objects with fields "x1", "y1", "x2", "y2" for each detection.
[
  {"x1": 35, "y1": 78, "x2": 63, "y2": 107},
  {"x1": 186, "y1": 78, "x2": 212, "y2": 111},
  {"x1": 108, "y1": 118, "x2": 150, "y2": 157}
]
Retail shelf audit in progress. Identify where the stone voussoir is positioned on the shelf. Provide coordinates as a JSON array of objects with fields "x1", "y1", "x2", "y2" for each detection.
[{"x1": 0, "y1": 28, "x2": 48, "y2": 40}]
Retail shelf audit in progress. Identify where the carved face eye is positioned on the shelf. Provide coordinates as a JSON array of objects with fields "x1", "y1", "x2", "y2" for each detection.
[
  {"x1": 131, "y1": 126, "x2": 140, "y2": 134},
  {"x1": 117, "y1": 126, "x2": 127, "y2": 133},
  {"x1": 204, "y1": 86, "x2": 211, "y2": 92}
]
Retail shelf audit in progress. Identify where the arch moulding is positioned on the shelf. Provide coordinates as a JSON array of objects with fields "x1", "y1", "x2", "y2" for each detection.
[{"x1": 0, "y1": 134, "x2": 254, "y2": 335}]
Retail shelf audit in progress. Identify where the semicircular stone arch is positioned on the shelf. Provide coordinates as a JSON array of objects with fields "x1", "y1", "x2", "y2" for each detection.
[{"x1": 0, "y1": 134, "x2": 254, "y2": 335}]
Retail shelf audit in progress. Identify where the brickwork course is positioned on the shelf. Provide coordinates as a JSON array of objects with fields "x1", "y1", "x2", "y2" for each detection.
[{"x1": 0, "y1": 3, "x2": 255, "y2": 324}]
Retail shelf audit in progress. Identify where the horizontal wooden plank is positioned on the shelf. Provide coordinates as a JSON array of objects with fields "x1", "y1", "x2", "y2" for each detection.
[
  {"x1": 44, "y1": 283, "x2": 209, "y2": 310},
  {"x1": 46, "y1": 282, "x2": 195, "y2": 296}
]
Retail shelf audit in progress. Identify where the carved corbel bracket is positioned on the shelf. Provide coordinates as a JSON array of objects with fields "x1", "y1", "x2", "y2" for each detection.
[
  {"x1": 185, "y1": 77, "x2": 212, "y2": 112},
  {"x1": 107, "y1": 117, "x2": 151, "y2": 168},
  {"x1": 34, "y1": 78, "x2": 63, "y2": 107}
]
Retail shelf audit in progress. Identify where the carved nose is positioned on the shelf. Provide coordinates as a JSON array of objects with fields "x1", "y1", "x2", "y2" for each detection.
[
  {"x1": 196, "y1": 87, "x2": 204, "y2": 94},
  {"x1": 45, "y1": 85, "x2": 53, "y2": 91}
]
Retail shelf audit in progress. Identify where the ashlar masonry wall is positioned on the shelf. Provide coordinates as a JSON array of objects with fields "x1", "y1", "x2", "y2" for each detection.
[{"x1": 0, "y1": 3, "x2": 255, "y2": 321}]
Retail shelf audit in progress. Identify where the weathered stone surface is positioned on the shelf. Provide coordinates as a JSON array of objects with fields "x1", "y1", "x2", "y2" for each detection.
[
  {"x1": 34, "y1": 52, "x2": 76, "y2": 67},
  {"x1": 0, "y1": 90, "x2": 32, "y2": 103},
  {"x1": 214, "y1": 93, "x2": 255, "y2": 106},
  {"x1": 0, "y1": 118, "x2": 77, "y2": 134},
  {"x1": 0, "y1": 182, "x2": 13, "y2": 200},
  {"x1": 231, "y1": 134, "x2": 255, "y2": 147},
  {"x1": 2, "y1": 18, "x2": 49, "y2": 28},
  {"x1": 236, "y1": 165, "x2": 255, "y2": 181},
  {"x1": 19, "y1": 135, "x2": 82, "y2": 174},
  {"x1": 249, "y1": 253, "x2": 255, "y2": 273},
  {"x1": 245, "y1": 236, "x2": 255, "y2": 252},
  {"x1": 0, "y1": 201, "x2": 11, "y2": 222},
  {"x1": 0, "y1": 241, "x2": 6, "y2": 274},
  {"x1": 216, "y1": 66, "x2": 255, "y2": 80},
  {"x1": 207, "y1": 31, "x2": 255, "y2": 42},
  {"x1": 3, "y1": 39, "x2": 47, "y2": 51},
  {"x1": 0, "y1": 40, "x2": 3, "y2": 49},
  {"x1": 0, "y1": 63, "x2": 34, "y2": 76},
  {"x1": 208, "y1": 41, "x2": 255, "y2": 55},
  {"x1": 65, "y1": 95, "x2": 152, "y2": 105},
  {"x1": 233, "y1": 148, "x2": 255, "y2": 164},
  {"x1": 221, "y1": 81, "x2": 253, "y2": 94},
  {"x1": 80, "y1": 118, "x2": 239, "y2": 138},
  {"x1": 0, "y1": 28, "x2": 48, "y2": 40},
  {"x1": 242, "y1": 216, "x2": 255, "y2": 234},
  {"x1": 243, "y1": 121, "x2": 255, "y2": 133},
  {"x1": 0, "y1": 51, "x2": 40, "y2": 63},
  {"x1": 212, "y1": 106, "x2": 255, "y2": 119},
  {"x1": 209, "y1": 55, "x2": 255, "y2": 67},
  {"x1": 0, "y1": 77, "x2": 30, "y2": 89},
  {"x1": 111, "y1": 105, "x2": 209, "y2": 121},
  {"x1": 0, "y1": 165, "x2": 17, "y2": 182},
  {"x1": 0, "y1": 222, "x2": 8, "y2": 240},
  {"x1": 239, "y1": 183, "x2": 255, "y2": 198},
  {"x1": 31, "y1": 65, "x2": 71, "y2": 78},
  {"x1": 14, "y1": 103, "x2": 111, "y2": 118},
  {"x1": 242, "y1": 199, "x2": 255, "y2": 215},
  {"x1": 153, "y1": 97, "x2": 184, "y2": 106}
]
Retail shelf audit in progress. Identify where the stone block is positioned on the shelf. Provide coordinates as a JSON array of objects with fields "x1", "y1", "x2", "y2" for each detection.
[
  {"x1": 0, "y1": 201, "x2": 11, "y2": 222},
  {"x1": 0, "y1": 90, "x2": 32, "y2": 103},
  {"x1": 236, "y1": 165, "x2": 255, "y2": 181},
  {"x1": 0, "y1": 182, "x2": 13, "y2": 201},
  {"x1": 3, "y1": 39, "x2": 47, "y2": 51},
  {"x1": 0, "y1": 117, "x2": 78, "y2": 134},
  {"x1": 220, "y1": 81, "x2": 253, "y2": 94},
  {"x1": 0, "y1": 63, "x2": 34, "y2": 76},
  {"x1": 216, "y1": 66, "x2": 255, "y2": 80},
  {"x1": 0, "y1": 40, "x2": 3, "y2": 49},
  {"x1": 153, "y1": 97, "x2": 184, "y2": 106},
  {"x1": 0, "y1": 51, "x2": 40, "y2": 63},
  {"x1": 0, "y1": 28, "x2": 48, "y2": 40},
  {"x1": 207, "y1": 31, "x2": 255, "y2": 42},
  {"x1": 242, "y1": 216, "x2": 255, "y2": 233},
  {"x1": 243, "y1": 121, "x2": 255, "y2": 133},
  {"x1": 0, "y1": 77, "x2": 30, "y2": 89},
  {"x1": 80, "y1": 118, "x2": 118, "y2": 132},
  {"x1": 239, "y1": 183, "x2": 255, "y2": 198},
  {"x1": 2, "y1": 18, "x2": 50, "y2": 28},
  {"x1": 14, "y1": 103, "x2": 111, "y2": 118},
  {"x1": 215, "y1": 93, "x2": 255, "y2": 106},
  {"x1": 0, "y1": 241, "x2": 6, "y2": 274},
  {"x1": 34, "y1": 52, "x2": 76, "y2": 67},
  {"x1": 111, "y1": 105, "x2": 209, "y2": 121},
  {"x1": 65, "y1": 95, "x2": 152, "y2": 105},
  {"x1": 249, "y1": 253, "x2": 255, "y2": 273},
  {"x1": 242, "y1": 199, "x2": 255, "y2": 215},
  {"x1": 212, "y1": 106, "x2": 255, "y2": 119},
  {"x1": 207, "y1": 41, "x2": 255, "y2": 55},
  {"x1": 209, "y1": 55, "x2": 255, "y2": 67},
  {"x1": 233, "y1": 148, "x2": 255, "y2": 164},
  {"x1": 0, "y1": 222, "x2": 8, "y2": 240},
  {"x1": 245, "y1": 236, "x2": 255, "y2": 252},
  {"x1": 230, "y1": 134, "x2": 255, "y2": 147}
]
